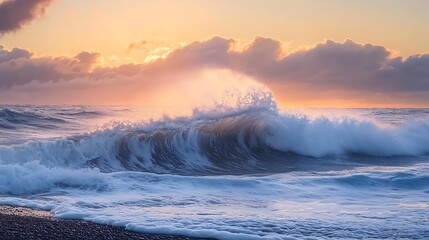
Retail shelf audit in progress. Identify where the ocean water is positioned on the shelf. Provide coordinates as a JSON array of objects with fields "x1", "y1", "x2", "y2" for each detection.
[{"x1": 1, "y1": 96, "x2": 429, "y2": 239}]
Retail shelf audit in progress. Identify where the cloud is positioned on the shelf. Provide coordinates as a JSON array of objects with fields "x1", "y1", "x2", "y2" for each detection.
[
  {"x1": 152, "y1": 37, "x2": 429, "y2": 93},
  {"x1": 0, "y1": 47, "x2": 100, "y2": 88},
  {"x1": 0, "y1": 46, "x2": 32, "y2": 62},
  {"x1": 258, "y1": 39, "x2": 429, "y2": 92},
  {"x1": 0, "y1": 37, "x2": 429, "y2": 106},
  {"x1": 127, "y1": 40, "x2": 165, "y2": 53},
  {"x1": 373, "y1": 54, "x2": 429, "y2": 92},
  {"x1": 0, "y1": 0, "x2": 54, "y2": 34}
]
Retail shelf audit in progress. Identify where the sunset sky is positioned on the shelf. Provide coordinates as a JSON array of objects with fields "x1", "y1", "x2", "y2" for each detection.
[{"x1": 1, "y1": 0, "x2": 428, "y2": 107}]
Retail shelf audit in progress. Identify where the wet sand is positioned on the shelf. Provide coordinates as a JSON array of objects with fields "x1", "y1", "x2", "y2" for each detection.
[{"x1": 0, "y1": 206, "x2": 216, "y2": 240}]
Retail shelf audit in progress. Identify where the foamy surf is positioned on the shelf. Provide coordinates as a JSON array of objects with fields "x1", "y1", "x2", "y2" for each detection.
[{"x1": 1, "y1": 95, "x2": 429, "y2": 239}]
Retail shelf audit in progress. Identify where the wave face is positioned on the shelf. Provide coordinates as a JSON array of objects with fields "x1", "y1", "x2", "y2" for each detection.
[
  {"x1": 1, "y1": 101, "x2": 429, "y2": 239},
  {"x1": 2, "y1": 105, "x2": 429, "y2": 174}
]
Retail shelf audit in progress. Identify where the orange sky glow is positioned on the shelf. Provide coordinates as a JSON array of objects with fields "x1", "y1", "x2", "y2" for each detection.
[{"x1": 0, "y1": 0, "x2": 428, "y2": 108}]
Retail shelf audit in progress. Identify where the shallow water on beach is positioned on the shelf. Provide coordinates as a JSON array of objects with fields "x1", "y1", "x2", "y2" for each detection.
[{"x1": 1, "y1": 99, "x2": 429, "y2": 239}]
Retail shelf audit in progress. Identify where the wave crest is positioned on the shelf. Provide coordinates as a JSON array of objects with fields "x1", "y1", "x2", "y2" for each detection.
[{"x1": 1, "y1": 105, "x2": 429, "y2": 175}]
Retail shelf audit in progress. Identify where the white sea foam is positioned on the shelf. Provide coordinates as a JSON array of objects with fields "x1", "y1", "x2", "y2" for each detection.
[
  {"x1": 1, "y1": 98, "x2": 429, "y2": 239},
  {"x1": 0, "y1": 163, "x2": 428, "y2": 239}
]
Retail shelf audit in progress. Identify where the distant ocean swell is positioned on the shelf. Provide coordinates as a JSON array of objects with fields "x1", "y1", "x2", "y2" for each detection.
[{"x1": 0, "y1": 108, "x2": 66, "y2": 129}]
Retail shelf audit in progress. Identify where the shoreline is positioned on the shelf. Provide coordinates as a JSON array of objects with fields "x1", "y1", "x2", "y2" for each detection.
[{"x1": 0, "y1": 205, "x2": 216, "y2": 240}]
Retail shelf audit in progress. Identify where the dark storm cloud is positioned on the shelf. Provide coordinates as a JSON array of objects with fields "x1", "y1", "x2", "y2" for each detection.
[{"x1": 0, "y1": 0, "x2": 53, "y2": 34}]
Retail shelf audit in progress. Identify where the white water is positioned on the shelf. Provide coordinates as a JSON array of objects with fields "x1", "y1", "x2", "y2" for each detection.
[{"x1": 1, "y1": 100, "x2": 429, "y2": 239}]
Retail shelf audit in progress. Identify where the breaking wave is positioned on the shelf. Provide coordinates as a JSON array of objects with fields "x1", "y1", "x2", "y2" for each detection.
[
  {"x1": 1, "y1": 93, "x2": 429, "y2": 240},
  {"x1": 1, "y1": 92, "x2": 428, "y2": 177}
]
